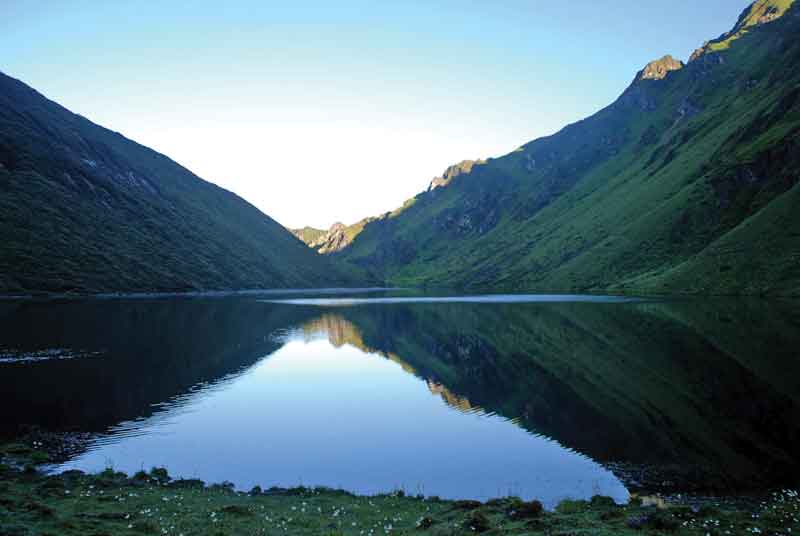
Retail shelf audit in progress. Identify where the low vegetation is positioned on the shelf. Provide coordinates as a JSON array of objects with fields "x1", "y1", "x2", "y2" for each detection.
[{"x1": 1, "y1": 441, "x2": 798, "y2": 535}]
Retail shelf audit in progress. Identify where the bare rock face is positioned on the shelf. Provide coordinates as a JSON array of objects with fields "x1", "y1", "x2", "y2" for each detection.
[
  {"x1": 636, "y1": 55, "x2": 685, "y2": 82},
  {"x1": 309, "y1": 222, "x2": 349, "y2": 254},
  {"x1": 688, "y1": 46, "x2": 707, "y2": 63}
]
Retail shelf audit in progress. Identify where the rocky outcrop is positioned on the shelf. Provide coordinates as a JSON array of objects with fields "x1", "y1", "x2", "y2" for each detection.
[
  {"x1": 618, "y1": 56, "x2": 684, "y2": 113},
  {"x1": 427, "y1": 159, "x2": 485, "y2": 191},
  {"x1": 635, "y1": 55, "x2": 684, "y2": 81},
  {"x1": 311, "y1": 222, "x2": 350, "y2": 254}
]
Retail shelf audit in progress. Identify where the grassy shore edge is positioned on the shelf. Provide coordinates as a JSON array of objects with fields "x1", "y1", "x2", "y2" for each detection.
[{"x1": 1, "y1": 441, "x2": 798, "y2": 535}]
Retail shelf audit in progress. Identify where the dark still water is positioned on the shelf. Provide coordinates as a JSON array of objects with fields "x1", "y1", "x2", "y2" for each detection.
[{"x1": 1, "y1": 293, "x2": 799, "y2": 506}]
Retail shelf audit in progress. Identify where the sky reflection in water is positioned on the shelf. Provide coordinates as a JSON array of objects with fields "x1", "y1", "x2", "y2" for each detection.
[{"x1": 58, "y1": 334, "x2": 627, "y2": 506}]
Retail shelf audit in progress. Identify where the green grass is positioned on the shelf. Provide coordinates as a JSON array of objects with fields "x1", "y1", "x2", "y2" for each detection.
[
  {"x1": 704, "y1": 0, "x2": 795, "y2": 53},
  {"x1": 1, "y1": 443, "x2": 798, "y2": 535},
  {"x1": 290, "y1": 226, "x2": 328, "y2": 245}
]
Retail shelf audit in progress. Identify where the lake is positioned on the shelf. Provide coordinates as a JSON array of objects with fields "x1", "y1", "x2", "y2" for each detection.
[{"x1": 1, "y1": 292, "x2": 799, "y2": 507}]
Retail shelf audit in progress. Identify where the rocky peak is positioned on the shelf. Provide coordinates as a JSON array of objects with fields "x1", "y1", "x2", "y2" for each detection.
[
  {"x1": 690, "y1": 0, "x2": 795, "y2": 61},
  {"x1": 428, "y1": 159, "x2": 485, "y2": 191},
  {"x1": 617, "y1": 55, "x2": 685, "y2": 112},
  {"x1": 635, "y1": 55, "x2": 685, "y2": 82}
]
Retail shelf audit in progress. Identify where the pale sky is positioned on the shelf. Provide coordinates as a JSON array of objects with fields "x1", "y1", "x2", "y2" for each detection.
[{"x1": 1, "y1": 1, "x2": 752, "y2": 229}]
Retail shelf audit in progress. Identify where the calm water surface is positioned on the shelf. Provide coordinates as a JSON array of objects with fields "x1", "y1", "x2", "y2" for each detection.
[{"x1": 1, "y1": 292, "x2": 798, "y2": 506}]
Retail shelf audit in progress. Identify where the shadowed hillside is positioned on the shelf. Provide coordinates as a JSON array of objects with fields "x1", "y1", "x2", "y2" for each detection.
[{"x1": 0, "y1": 73, "x2": 365, "y2": 294}]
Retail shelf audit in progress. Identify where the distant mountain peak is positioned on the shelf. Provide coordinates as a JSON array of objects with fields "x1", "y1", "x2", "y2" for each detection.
[
  {"x1": 635, "y1": 55, "x2": 685, "y2": 81},
  {"x1": 292, "y1": 218, "x2": 377, "y2": 254},
  {"x1": 690, "y1": 0, "x2": 796, "y2": 61}
]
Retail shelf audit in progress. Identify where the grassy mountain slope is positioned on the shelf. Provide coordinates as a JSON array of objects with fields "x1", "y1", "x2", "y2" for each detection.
[
  {"x1": 337, "y1": 1, "x2": 800, "y2": 295},
  {"x1": 290, "y1": 226, "x2": 327, "y2": 244},
  {"x1": 691, "y1": 0, "x2": 795, "y2": 58},
  {"x1": 0, "y1": 72, "x2": 362, "y2": 294}
]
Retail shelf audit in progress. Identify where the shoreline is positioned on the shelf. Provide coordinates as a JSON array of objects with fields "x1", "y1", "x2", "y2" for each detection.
[
  {"x1": 0, "y1": 287, "x2": 400, "y2": 302},
  {"x1": 2, "y1": 286, "x2": 799, "y2": 302},
  {"x1": 8, "y1": 428, "x2": 782, "y2": 505},
  {"x1": 1, "y1": 438, "x2": 797, "y2": 535}
]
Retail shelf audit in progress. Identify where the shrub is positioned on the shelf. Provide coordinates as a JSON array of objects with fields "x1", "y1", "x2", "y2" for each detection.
[
  {"x1": 465, "y1": 511, "x2": 491, "y2": 533},
  {"x1": 556, "y1": 499, "x2": 589, "y2": 514}
]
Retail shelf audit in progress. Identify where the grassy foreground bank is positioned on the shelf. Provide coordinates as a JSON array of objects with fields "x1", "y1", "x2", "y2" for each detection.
[{"x1": 1, "y1": 442, "x2": 798, "y2": 535}]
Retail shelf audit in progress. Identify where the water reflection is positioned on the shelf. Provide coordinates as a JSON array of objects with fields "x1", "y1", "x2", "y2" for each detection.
[
  {"x1": 53, "y1": 337, "x2": 627, "y2": 505},
  {"x1": 323, "y1": 299, "x2": 800, "y2": 492},
  {"x1": 0, "y1": 295, "x2": 798, "y2": 499},
  {"x1": 302, "y1": 313, "x2": 485, "y2": 417}
]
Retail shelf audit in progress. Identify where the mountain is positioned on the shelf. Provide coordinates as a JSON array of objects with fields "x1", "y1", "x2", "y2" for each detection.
[
  {"x1": 291, "y1": 161, "x2": 485, "y2": 255},
  {"x1": 329, "y1": 0, "x2": 800, "y2": 295},
  {"x1": 0, "y1": 72, "x2": 363, "y2": 294},
  {"x1": 292, "y1": 217, "x2": 376, "y2": 254}
]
